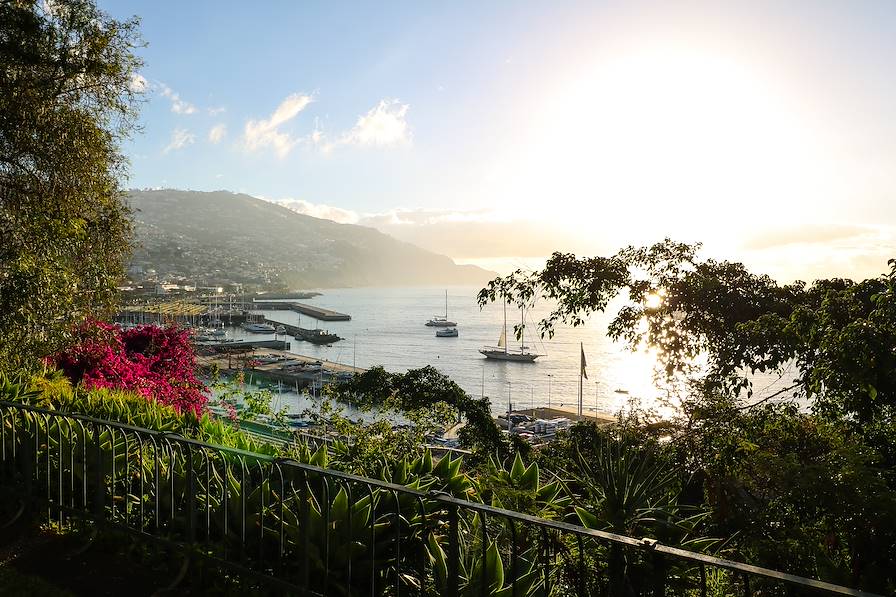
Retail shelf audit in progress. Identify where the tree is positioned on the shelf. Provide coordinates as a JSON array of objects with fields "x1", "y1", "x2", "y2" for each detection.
[
  {"x1": 332, "y1": 365, "x2": 508, "y2": 457},
  {"x1": 478, "y1": 239, "x2": 896, "y2": 591},
  {"x1": 0, "y1": 0, "x2": 143, "y2": 371},
  {"x1": 477, "y1": 240, "x2": 896, "y2": 436}
]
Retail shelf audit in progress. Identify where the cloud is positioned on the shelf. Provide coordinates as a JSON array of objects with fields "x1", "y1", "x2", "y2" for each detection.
[
  {"x1": 159, "y1": 84, "x2": 197, "y2": 115},
  {"x1": 243, "y1": 93, "x2": 313, "y2": 158},
  {"x1": 358, "y1": 209, "x2": 574, "y2": 259},
  {"x1": 208, "y1": 123, "x2": 227, "y2": 144},
  {"x1": 207, "y1": 106, "x2": 226, "y2": 116},
  {"x1": 307, "y1": 99, "x2": 412, "y2": 153},
  {"x1": 259, "y1": 196, "x2": 574, "y2": 260},
  {"x1": 343, "y1": 99, "x2": 411, "y2": 146},
  {"x1": 270, "y1": 198, "x2": 360, "y2": 224},
  {"x1": 129, "y1": 73, "x2": 148, "y2": 93},
  {"x1": 163, "y1": 128, "x2": 195, "y2": 153},
  {"x1": 742, "y1": 224, "x2": 874, "y2": 251}
]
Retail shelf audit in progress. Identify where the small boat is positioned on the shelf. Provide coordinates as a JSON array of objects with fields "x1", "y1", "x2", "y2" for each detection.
[
  {"x1": 275, "y1": 325, "x2": 287, "y2": 335},
  {"x1": 436, "y1": 327, "x2": 458, "y2": 337},
  {"x1": 210, "y1": 328, "x2": 226, "y2": 338},
  {"x1": 294, "y1": 328, "x2": 341, "y2": 344},
  {"x1": 425, "y1": 290, "x2": 458, "y2": 327},
  {"x1": 613, "y1": 388, "x2": 630, "y2": 395},
  {"x1": 242, "y1": 322, "x2": 276, "y2": 333}
]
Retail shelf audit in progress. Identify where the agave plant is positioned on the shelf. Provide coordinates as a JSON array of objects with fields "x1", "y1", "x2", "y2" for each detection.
[
  {"x1": 569, "y1": 436, "x2": 712, "y2": 596},
  {"x1": 482, "y1": 452, "x2": 569, "y2": 517},
  {"x1": 426, "y1": 510, "x2": 543, "y2": 597}
]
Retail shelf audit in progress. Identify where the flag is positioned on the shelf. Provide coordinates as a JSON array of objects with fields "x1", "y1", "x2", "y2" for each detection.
[{"x1": 580, "y1": 342, "x2": 588, "y2": 380}]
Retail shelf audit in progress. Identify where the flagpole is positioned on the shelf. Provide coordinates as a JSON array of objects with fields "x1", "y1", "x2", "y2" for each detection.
[
  {"x1": 578, "y1": 342, "x2": 584, "y2": 417},
  {"x1": 578, "y1": 370, "x2": 583, "y2": 417}
]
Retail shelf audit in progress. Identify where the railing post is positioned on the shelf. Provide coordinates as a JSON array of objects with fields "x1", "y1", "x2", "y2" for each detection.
[
  {"x1": 447, "y1": 501, "x2": 459, "y2": 597},
  {"x1": 652, "y1": 551, "x2": 666, "y2": 597},
  {"x1": 93, "y1": 424, "x2": 103, "y2": 521},
  {"x1": 21, "y1": 424, "x2": 33, "y2": 511},
  {"x1": 186, "y1": 444, "x2": 196, "y2": 543}
]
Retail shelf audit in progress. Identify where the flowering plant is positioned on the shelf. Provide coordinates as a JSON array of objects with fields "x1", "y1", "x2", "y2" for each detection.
[{"x1": 52, "y1": 321, "x2": 208, "y2": 415}]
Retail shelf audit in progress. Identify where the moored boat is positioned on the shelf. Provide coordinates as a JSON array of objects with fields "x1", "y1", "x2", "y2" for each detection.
[
  {"x1": 480, "y1": 302, "x2": 541, "y2": 362},
  {"x1": 242, "y1": 322, "x2": 277, "y2": 333},
  {"x1": 294, "y1": 327, "x2": 341, "y2": 344},
  {"x1": 425, "y1": 290, "x2": 458, "y2": 327},
  {"x1": 436, "y1": 327, "x2": 458, "y2": 337}
]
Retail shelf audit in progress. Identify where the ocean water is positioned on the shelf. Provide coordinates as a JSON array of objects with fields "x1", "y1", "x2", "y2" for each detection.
[{"x1": 226, "y1": 286, "x2": 797, "y2": 418}]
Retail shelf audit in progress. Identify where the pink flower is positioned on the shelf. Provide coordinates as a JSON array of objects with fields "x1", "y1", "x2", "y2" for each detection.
[{"x1": 53, "y1": 320, "x2": 209, "y2": 415}]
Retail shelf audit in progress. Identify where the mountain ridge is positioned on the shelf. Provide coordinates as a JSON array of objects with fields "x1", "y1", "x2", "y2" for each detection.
[{"x1": 126, "y1": 189, "x2": 495, "y2": 289}]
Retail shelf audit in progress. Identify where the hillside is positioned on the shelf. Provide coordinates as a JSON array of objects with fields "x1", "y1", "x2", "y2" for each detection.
[{"x1": 126, "y1": 190, "x2": 495, "y2": 289}]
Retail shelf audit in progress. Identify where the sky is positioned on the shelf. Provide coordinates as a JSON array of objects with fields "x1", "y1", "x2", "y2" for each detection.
[{"x1": 105, "y1": 0, "x2": 896, "y2": 281}]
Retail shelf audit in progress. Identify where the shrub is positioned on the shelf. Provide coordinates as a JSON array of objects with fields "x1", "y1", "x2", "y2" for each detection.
[{"x1": 51, "y1": 321, "x2": 207, "y2": 415}]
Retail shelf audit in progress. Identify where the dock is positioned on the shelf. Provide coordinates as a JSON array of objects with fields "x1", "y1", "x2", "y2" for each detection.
[
  {"x1": 252, "y1": 301, "x2": 351, "y2": 321},
  {"x1": 202, "y1": 339, "x2": 291, "y2": 351},
  {"x1": 506, "y1": 407, "x2": 616, "y2": 424},
  {"x1": 262, "y1": 318, "x2": 341, "y2": 342},
  {"x1": 197, "y1": 348, "x2": 364, "y2": 391}
]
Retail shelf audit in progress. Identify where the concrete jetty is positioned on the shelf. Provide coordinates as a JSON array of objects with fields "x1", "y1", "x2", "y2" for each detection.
[
  {"x1": 203, "y1": 339, "x2": 291, "y2": 351},
  {"x1": 252, "y1": 301, "x2": 351, "y2": 321}
]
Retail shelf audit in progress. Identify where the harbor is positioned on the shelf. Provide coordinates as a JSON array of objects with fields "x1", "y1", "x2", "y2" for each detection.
[
  {"x1": 115, "y1": 295, "x2": 351, "y2": 326},
  {"x1": 115, "y1": 287, "x2": 698, "y2": 419}
]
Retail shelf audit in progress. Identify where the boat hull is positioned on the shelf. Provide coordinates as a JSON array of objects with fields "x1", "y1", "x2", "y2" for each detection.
[
  {"x1": 294, "y1": 327, "x2": 341, "y2": 344},
  {"x1": 242, "y1": 323, "x2": 276, "y2": 333},
  {"x1": 479, "y1": 349, "x2": 539, "y2": 362}
]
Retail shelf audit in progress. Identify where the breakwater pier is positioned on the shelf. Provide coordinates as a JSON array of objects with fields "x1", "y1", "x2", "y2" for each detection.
[{"x1": 252, "y1": 301, "x2": 351, "y2": 321}]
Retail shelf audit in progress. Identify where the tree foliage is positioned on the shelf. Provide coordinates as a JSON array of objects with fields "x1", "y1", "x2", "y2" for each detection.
[
  {"x1": 478, "y1": 239, "x2": 896, "y2": 433},
  {"x1": 0, "y1": 0, "x2": 143, "y2": 370},
  {"x1": 332, "y1": 365, "x2": 507, "y2": 457},
  {"x1": 481, "y1": 240, "x2": 896, "y2": 592}
]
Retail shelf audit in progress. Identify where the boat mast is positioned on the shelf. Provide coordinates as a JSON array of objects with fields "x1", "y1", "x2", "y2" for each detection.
[
  {"x1": 503, "y1": 301, "x2": 508, "y2": 354},
  {"x1": 445, "y1": 289, "x2": 448, "y2": 319},
  {"x1": 520, "y1": 307, "x2": 525, "y2": 354}
]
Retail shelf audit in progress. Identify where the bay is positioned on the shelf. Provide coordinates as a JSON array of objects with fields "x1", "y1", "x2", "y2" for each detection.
[{"x1": 226, "y1": 286, "x2": 797, "y2": 417}]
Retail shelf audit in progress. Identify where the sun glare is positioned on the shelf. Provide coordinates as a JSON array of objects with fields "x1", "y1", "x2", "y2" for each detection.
[
  {"x1": 644, "y1": 293, "x2": 663, "y2": 310},
  {"x1": 495, "y1": 41, "x2": 835, "y2": 253}
]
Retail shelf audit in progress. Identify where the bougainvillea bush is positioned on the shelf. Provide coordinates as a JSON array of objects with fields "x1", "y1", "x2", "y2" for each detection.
[{"x1": 52, "y1": 321, "x2": 208, "y2": 415}]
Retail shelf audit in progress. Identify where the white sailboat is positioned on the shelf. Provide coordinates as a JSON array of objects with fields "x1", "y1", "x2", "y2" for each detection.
[
  {"x1": 425, "y1": 290, "x2": 457, "y2": 327},
  {"x1": 479, "y1": 302, "x2": 541, "y2": 362}
]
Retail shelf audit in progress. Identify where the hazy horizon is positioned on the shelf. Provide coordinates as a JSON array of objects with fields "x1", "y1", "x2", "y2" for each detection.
[{"x1": 108, "y1": 0, "x2": 896, "y2": 283}]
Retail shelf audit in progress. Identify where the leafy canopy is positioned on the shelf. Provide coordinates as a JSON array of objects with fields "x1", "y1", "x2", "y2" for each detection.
[
  {"x1": 478, "y1": 239, "x2": 896, "y2": 431},
  {"x1": 0, "y1": 0, "x2": 143, "y2": 370}
]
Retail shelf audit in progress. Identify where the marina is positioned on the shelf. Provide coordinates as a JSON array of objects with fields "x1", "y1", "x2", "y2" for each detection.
[{"x1": 119, "y1": 287, "x2": 795, "y2": 419}]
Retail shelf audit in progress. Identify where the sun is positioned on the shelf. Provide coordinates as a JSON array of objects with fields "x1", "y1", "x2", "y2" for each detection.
[
  {"x1": 494, "y1": 40, "x2": 829, "y2": 253},
  {"x1": 644, "y1": 293, "x2": 663, "y2": 310}
]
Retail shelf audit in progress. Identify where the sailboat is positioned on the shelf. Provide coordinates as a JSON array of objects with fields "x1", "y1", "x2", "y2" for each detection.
[
  {"x1": 479, "y1": 302, "x2": 541, "y2": 362},
  {"x1": 425, "y1": 290, "x2": 458, "y2": 327}
]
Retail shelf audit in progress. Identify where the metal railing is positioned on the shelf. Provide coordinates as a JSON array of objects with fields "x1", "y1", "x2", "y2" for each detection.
[{"x1": 0, "y1": 400, "x2": 881, "y2": 596}]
